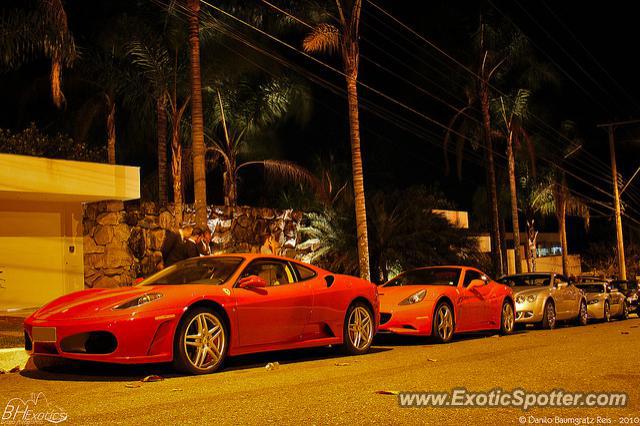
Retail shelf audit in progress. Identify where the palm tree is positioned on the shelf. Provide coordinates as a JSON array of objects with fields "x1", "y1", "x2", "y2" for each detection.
[
  {"x1": 206, "y1": 76, "x2": 317, "y2": 206},
  {"x1": 494, "y1": 89, "x2": 535, "y2": 273},
  {"x1": 537, "y1": 171, "x2": 589, "y2": 276},
  {"x1": 128, "y1": 38, "x2": 171, "y2": 205},
  {"x1": 186, "y1": 0, "x2": 208, "y2": 228},
  {"x1": 0, "y1": 0, "x2": 77, "y2": 109},
  {"x1": 303, "y1": 0, "x2": 371, "y2": 280}
]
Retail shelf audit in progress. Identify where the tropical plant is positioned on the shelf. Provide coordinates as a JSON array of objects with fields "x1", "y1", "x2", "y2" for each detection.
[
  {"x1": 0, "y1": 0, "x2": 77, "y2": 109},
  {"x1": 301, "y1": 186, "x2": 481, "y2": 283},
  {"x1": 493, "y1": 88, "x2": 535, "y2": 273},
  {"x1": 205, "y1": 75, "x2": 317, "y2": 207},
  {"x1": 303, "y1": 0, "x2": 371, "y2": 280},
  {"x1": 127, "y1": 18, "x2": 192, "y2": 221}
]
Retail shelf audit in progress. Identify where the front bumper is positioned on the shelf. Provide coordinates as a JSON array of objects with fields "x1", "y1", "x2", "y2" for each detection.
[
  {"x1": 514, "y1": 298, "x2": 545, "y2": 324},
  {"x1": 587, "y1": 301, "x2": 606, "y2": 319},
  {"x1": 378, "y1": 304, "x2": 432, "y2": 336},
  {"x1": 24, "y1": 309, "x2": 181, "y2": 364}
]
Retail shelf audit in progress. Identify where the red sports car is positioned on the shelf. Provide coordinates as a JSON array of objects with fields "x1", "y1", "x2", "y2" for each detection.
[
  {"x1": 378, "y1": 266, "x2": 514, "y2": 342},
  {"x1": 24, "y1": 254, "x2": 379, "y2": 374}
]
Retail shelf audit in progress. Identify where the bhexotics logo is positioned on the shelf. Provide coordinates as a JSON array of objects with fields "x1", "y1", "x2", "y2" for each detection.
[{"x1": 2, "y1": 392, "x2": 68, "y2": 424}]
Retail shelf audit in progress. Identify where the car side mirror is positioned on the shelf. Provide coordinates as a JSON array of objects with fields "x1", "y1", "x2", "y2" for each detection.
[
  {"x1": 134, "y1": 277, "x2": 145, "y2": 285},
  {"x1": 467, "y1": 279, "x2": 485, "y2": 290},
  {"x1": 238, "y1": 275, "x2": 267, "y2": 289}
]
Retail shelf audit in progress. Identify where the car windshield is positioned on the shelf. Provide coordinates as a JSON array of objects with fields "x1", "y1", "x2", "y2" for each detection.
[
  {"x1": 611, "y1": 281, "x2": 637, "y2": 291},
  {"x1": 577, "y1": 284, "x2": 606, "y2": 293},
  {"x1": 497, "y1": 275, "x2": 551, "y2": 287},
  {"x1": 383, "y1": 268, "x2": 461, "y2": 287},
  {"x1": 139, "y1": 257, "x2": 243, "y2": 286}
]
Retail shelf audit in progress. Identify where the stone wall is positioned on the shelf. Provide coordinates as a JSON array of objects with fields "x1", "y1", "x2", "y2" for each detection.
[{"x1": 83, "y1": 201, "x2": 319, "y2": 288}]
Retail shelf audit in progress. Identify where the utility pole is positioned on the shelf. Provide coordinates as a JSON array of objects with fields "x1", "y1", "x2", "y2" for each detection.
[{"x1": 597, "y1": 119, "x2": 640, "y2": 280}]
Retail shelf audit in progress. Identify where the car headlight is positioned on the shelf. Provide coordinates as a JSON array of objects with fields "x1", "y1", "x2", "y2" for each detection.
[
  {"x1": 587, "y1": 299, "x2": 599, "y2": 305},
  {"x1": 399, "y1": 289, "x2": 427, "y2": 305},
  {"x1": 526, "y1": 295, "x2": 537, "y2": 303},
  {"x1": 516, "y1": 295, "x2": 525, "y2": 304},
  {"x1": 114, "y1": 293, "x2": 162, "y2": 310}
]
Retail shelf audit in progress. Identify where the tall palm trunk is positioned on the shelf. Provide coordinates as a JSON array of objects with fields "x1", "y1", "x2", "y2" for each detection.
[
  {"x1": 171, "y1": 128, "x2": 183, "y2": 227},
  {"x1": 170, "y1": 96, "x2": 189, "y2": 229},
  {"x1": 223, "y1": 162, "x2": 238, "y2": 207},
  {"x1": 480, "y1": 81, "x2": 503, "y2": 276},
  {"x1": 506, "y1": 133, "x2": 522, "y2": 273},
  {"x1": 105, "y1": 94, "x2": 116, "y2": 165},
  {"x1": 345, "y1": 63, "x2": 371, "y2": 281},
  {"x1": 157, "y1": 95, "x2": 168, "y2": 205},
  {"x1": 187, "y1": 0, "x2": 208, "y2": 228},
  {"x1": 51, "y1": 58, "x2": 64, "y2": 109},
  {"x1": 526, "y1": 217, "x2": 538, "y2": 272},
  {"x1": 556, "y1": 174, "x2": 569, "y2": 276}
]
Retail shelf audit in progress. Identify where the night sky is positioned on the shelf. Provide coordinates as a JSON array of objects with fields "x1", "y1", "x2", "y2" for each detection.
[{"x1": 1, "y1": 0, "x2": 639, "y2": 244}]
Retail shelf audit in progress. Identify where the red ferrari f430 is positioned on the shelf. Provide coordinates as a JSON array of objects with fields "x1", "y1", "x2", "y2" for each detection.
[
  {"x1": 24, "y1": 255, "x2": 379, "y2": 374},
  {"x1": 378, "y1": 266, "x2": 514, "y2": 342}
]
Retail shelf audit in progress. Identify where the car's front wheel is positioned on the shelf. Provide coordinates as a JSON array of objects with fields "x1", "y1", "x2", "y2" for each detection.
[
  {"x1": 603, "y1": 301, "x2": 611, "y2": 322},
  {"x1": 432, "y1": 302, "x2": 455, "y2": 343},
  {"x1": 541, "y1": 300, "x2": 556, "y2": 329},
  {"x1": 620, "y1": 300, "x2": 629, "y2": 320},
  {"x1": 173, "y1": 308, "x2": 228, "y2": 374},
  {"x1": 500, "y1": 301, "x2": 515, "y2": 335},
  {"x1": 342, "y1": 303, "x2": 374, "y2": 355},
  {"x1": 576, "y1": 300, "x2": 588, "y2": 326}
]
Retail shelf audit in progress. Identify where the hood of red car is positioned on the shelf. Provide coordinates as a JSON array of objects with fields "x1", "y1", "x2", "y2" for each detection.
[
  {"x1": 31, "y1": 286, "x2": 171, "y2": 320},
  {"x1": 378, "y1": 285, "x2": 453, "y2": 308}
]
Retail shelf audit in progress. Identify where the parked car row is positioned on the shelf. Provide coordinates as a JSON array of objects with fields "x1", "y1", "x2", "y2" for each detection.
[{"x1": 23, "y1": 255, "x2": 636, "y2": 375}]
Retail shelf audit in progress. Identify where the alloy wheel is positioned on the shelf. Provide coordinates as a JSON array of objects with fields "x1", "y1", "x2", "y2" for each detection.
[
  {"x1": 183, "y1": 312, "x2": 226, "y2": 370},
  {"x1": 546, "y1": 302, "x2": 556, "y2": 328},
  {"x1": 436, "y1": 304, "x2": 454, "y2": 341},
  {"x1": 502, "y1": 303, "x2": 514, "y2": 333},
  {"x1": 579, "y1": 301, "x2": 588, "y2": 325},
  {"x1": 347, "y1": 306, "x2": 373, "y2": 351}
]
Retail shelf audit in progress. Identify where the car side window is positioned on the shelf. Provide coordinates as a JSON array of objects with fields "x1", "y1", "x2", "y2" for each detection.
[
  {"x1": 462, "y1": 270, "x2": 483, "y2": 287},
  {"x1": 241, "y1": 261, "x2": 296, "y2": 287},
  {"x1": 292, "y1": 263, "x2": 317, "y2": 281},
  {"x1": 555, "y1": 276, "x2": 569, "y2": 288}
]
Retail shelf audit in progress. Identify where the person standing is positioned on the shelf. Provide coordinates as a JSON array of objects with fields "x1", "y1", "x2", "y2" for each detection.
[
  {"x1": 185, "y1": 227, "x2": 202, "y2": 259},
  {"x1": 198, "y1": 227, "x2": 212, "y2": 256},
  {"x1": 161, "y1": 224, "x2": 194, "y2": 267}
]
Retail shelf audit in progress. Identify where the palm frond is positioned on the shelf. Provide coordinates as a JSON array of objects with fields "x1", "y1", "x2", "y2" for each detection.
[
  {"x1": 303, "y1": 23, "x2": 340, "y2": 54},
  {"x1": 237, "y1": 160, "x2": 321, "y2": 193}
]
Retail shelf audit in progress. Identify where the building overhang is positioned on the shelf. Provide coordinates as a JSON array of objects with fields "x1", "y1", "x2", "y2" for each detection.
[{"x1": 0, "y1": 153, "x2": 139, "y2": 203}]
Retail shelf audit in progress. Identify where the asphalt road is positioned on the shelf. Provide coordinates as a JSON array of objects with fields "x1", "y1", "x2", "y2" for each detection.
[{"x1": 1, "y1": 317, "x2": 639, "y2": 425}]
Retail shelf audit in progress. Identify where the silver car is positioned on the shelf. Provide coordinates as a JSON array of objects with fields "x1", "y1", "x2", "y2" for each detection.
[
  {"x1": 497, "y1": 273, "x2": 588, "y2": 329},
  {"x1": 576, "y1": 282, "x2": 630, "y2": 321}
]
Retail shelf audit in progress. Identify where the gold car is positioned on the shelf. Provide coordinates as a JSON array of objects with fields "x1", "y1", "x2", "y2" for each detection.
[
  {"x1": 576, "y1": 282, "x2": 630, "y2": 322},
  {"x1": 497, "y1": 273, "x2": 588, "y2": 329}
]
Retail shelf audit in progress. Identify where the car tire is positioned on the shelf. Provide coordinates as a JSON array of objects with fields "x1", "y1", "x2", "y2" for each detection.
[
  {"x1": 541, "y1": 300, "x2": 556, "y2": 330},
  {"x1": 500, "y1": 301, "x2": 515, "y2": 335},
  {"x1": 575, "y1": 300, "x2": 588, "y2": 326},
  {"x1": 620, "y1": 300, "x2": 629, "y2": 320},
  {"x1": 173, "y1": 308, "x2": 228, "y2": 375},
  {"x1": 603, "y1": 301, "x2": 611, "y2": 322},
  {"x1": 432, "y1": 301, "x2": 455, "y2": 343},
  {"x1": 342, "y1": 302, "x2": 374, "y2": 356}
]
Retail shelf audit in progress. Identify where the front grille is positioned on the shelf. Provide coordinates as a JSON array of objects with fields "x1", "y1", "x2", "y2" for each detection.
[
  {"x1": 60, "y1": 331, "x2": 117, "y2": 354},
  {"x1": 380, "y1": 313, "x2": 392, "y2": 325}
]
